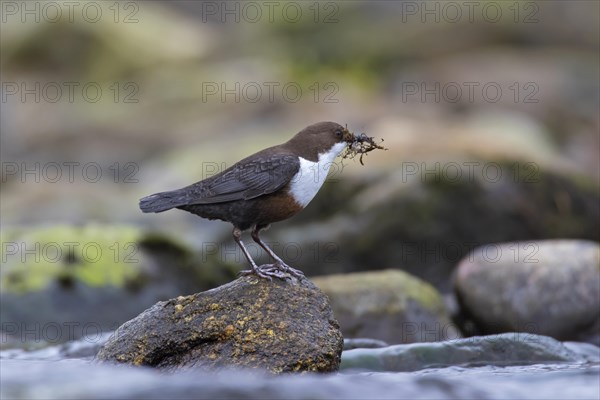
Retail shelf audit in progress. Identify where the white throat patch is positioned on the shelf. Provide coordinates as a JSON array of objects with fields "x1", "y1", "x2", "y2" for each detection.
[{"x1": 289, "y1": 142, "x2": 347, "y2": 207}]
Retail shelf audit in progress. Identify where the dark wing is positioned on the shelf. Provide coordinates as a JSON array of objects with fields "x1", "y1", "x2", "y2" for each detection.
[{"x1": 184, "y1": 154, "x2": 300, "y2": 204}]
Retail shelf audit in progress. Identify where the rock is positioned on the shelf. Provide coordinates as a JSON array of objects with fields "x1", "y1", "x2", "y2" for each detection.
[
  {"x1": 341, "y1": 333, "x2": 592, "y2": 372},
  {"x1": 343, "y1": 338, "x2": 389, "y2": 351},
  {"x1": 455, "y1": 240, "x2": 600, "y2": 344},
  {"x1": 96, "y1": 275, "x2": 343, "y2": 373},
  {"x1": 0, "y1": 224, "x2": 234, "y2": 346},
  {"x1": 563, "y1": 342, "x2": 600, "y2": 363},
  {"x1": 312, "y1": 270, "x2": 460, "y2": 344}
]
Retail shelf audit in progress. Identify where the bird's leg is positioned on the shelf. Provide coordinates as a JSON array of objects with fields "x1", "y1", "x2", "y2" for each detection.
[
  {"x1": 233, "y1": 227, "x2": 287, "y2": 280},
  {"x1": 251, "y1": 226, "x2": 305, "y2": 279}
]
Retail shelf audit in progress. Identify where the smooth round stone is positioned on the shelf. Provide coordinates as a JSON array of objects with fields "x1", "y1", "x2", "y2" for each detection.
[{"x1": 455, "y1": 240, "x2": 600, "y2": 343}]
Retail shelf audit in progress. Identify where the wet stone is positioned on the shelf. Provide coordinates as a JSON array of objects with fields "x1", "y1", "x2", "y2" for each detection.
[{"x1": 96, "y1": 275, "x2": 343, "y2": 373}]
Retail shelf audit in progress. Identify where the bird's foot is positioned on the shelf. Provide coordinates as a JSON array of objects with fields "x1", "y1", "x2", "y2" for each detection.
[
  {"x1": 239, "y1": 264, "x2": 287, "y2": 280},
  {"x1": 274, "y1": 261, "x2": 305, "y2": 279},
  {"x1": 239, "y1": 262, "x2": 304, "y2": 281}
]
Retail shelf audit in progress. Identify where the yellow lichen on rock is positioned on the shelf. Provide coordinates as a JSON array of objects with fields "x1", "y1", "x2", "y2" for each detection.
[{"x1": 96, "y1": 274, "x2": 343, "y2": 373}]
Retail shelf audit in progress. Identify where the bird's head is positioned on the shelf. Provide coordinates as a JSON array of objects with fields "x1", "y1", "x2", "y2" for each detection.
[{"x1": 286, "y1": 121, "x2": 355, "y2": 162}]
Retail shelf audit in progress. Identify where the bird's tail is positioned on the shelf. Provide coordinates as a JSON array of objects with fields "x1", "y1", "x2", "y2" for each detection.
[{"x1": 139, "y1": 190, "x2": 189, "y2": 213}]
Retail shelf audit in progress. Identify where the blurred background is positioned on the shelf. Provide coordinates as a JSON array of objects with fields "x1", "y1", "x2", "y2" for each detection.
[{"x1": 1, "y1": 1, "x2": 599, "y2": 345}]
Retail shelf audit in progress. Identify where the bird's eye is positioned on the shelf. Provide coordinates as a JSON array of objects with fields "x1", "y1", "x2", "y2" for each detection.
[{"x1": 335, "y1": 130, "x2": 342, "y2": 137}]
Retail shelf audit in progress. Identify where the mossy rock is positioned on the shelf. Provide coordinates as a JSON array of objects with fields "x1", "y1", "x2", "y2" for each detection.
[
  {"x1": 0, "y1": 224, "x2": 235, "y2": 346},
  {"x1": 96, "y1": 275, "x2": 343, "y2": 373},
  {"x1": 313, "y1": 270, "x2": 459, "y2": 344},
  {"x1": 1, "y1": 224, "x2": 145, "y2": 294}
]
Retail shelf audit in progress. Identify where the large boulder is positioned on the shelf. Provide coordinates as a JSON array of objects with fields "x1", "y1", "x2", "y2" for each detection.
[
  {"x1": 313, "y1": 270, "x2": 459, "y2": 344},
  {"x1": 455, "y1": 240, "x2": 600, "y2": 344},
  {"x1": 96, "y1": 275, "x2": 343, "y2": 373}
]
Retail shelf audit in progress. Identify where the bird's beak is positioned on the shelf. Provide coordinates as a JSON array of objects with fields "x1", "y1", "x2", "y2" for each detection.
[
  {"x1": 342, "y1": 126, "x2": 370, "y2": 145},
  {"x1": 342, "y1": 127, "x2": 356, "y2": 143}
]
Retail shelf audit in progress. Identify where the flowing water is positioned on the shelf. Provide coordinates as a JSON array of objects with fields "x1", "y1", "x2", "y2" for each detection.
[{"x1": 1, "y1": 358, "x2": 598, "y2": 399}]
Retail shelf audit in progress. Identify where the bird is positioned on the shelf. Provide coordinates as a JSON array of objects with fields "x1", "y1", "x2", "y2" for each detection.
[{"x1": 139, "y1": 121, "x2": 355, "y2": 280}]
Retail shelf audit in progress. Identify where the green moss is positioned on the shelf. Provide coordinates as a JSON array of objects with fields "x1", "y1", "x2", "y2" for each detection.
[
  {"x1": 313, "y1": 269, "x2": 445, "y2": 313},
  {"x1": 1, "y1": 224, "x2": 145, "y2": 293}
]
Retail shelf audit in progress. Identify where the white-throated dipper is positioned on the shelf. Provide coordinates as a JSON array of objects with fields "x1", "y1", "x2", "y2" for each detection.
[{"x1": 140, "y1": 122, "x2": 355, "y2": 280}]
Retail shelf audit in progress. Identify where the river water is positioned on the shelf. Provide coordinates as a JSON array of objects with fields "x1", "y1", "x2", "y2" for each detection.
[{"x1": 1, "y1": 358, "x2": 598, "y2": 399}]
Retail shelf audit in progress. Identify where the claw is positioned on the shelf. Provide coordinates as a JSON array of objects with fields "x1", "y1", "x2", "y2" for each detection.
[
  {"x1": 239, "y1": 266, "x2": 273, "y2": 281},
  {"x1": 239, "y1": 263, "x2": 303, "y2": 281},
  {"x1": 275, "y1": 261, "x2": 305, "y2": 279}
]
